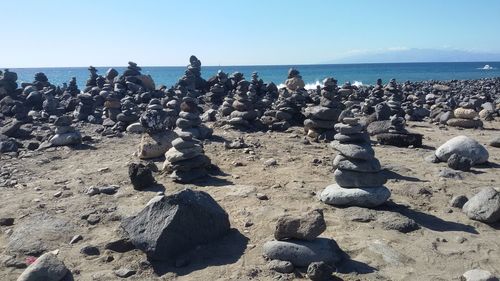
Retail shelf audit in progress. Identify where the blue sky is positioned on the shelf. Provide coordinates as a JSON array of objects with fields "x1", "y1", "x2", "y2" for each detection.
[{"x1": 2, "y1": 0, "x2": 500, "y2": 67}]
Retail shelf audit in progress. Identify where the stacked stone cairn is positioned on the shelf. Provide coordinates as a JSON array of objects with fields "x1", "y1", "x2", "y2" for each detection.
[
  {"x1": 375, "y1": 115, "x2": 423, "y2": 147},
  {"x1": 384, "y1": 79, "x2": 405, "y2": 117},
  {"x1": 319, "y1": 117, "x2": 391, "y2": 208},
  {"x1": 303, "y1": 77, "x2": 344, "y2": 140},
  {"x1": 447, "y1": 106, "x2": 483, "y2": 128},
  {"x1": 205, "y1": 70, "x2": 229, "y2": 105},
  {"x1": 226, "y1": 80, "x2": 260, "y2": 128},
  {"x1": 84, "y1": 66, "x2": 98, "y2": 92},
  {"x1": 263, "y1": 210, "x2": 340, "y2": 275},
  {"x1": 115, "y1": 98, "x2": 140, "y2": 130},
  {"x1": 175, "y1": 98, "x2": 213, "y2": 139},
  {"x1": 284, "y1": 68, "x2": 306, "y2": 92},
  {"x1": 175, "y1": 55, "x2": 207, "y2": 95},
  {"x1": 137, "y1": 99, "x2": 177, "y2": 159},
  {"x1": 162, "y1": 132, "x2": 211, "y2": 183},
  {"x1": 49, "y1": 115, "x2": 82, "y2": 146}
]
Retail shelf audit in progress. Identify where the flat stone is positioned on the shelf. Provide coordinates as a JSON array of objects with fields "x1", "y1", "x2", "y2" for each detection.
[
  {"x1": 172, "y1": 138, "x2": 200, "y2": 150},
  {"x1": 304, "y1": 118, "x2": 336, "y2": 129},
  {"x1": 17, "y1": 253, "x2": 68, "y2": 281},
  {"x1": 334, "y1": 132, "x2": 370, "y2": 143},
  {"x1": 170, "y1": 167, "x2": 208, "y2": 183},
  {"x1": 163, "y1": 154, "x2": 211, "y2": 173},
  {"x1": 7, "y1": 214, "x2": 74, "y2": 256},
  {"x1": 320, "y1": 184, "x2": 390, "y2": 208},
  {"x1": 274, "y1": 210, "x2": 326, "y2": 241},
  {"x1": 262, "y1": 238, "x2": 341, "y2": 267},
  {"x1": 164, "y1": 146, "x2": 203, "y2": 162},
  {"x1": 333, "y1": 154, "x2": 381, "y2": 172},
  {"x1": 447, "y1": 118, "x2": 483, "y2": 128},
  {"x1": 330, "y1": 141, "x2": 374, "y2": 160},
  {"x1": 333, "y1": 169, "x2": 387, "y2": 188},
  {"x1": 334, "y1": 123, "x2": 362, "y2": 134},
  {"x1": 376, "y1": 132, "x2": 423, "y2": 148},
  {"x1": 462, "y1": 187, "x2": 500, "y2": 223}
]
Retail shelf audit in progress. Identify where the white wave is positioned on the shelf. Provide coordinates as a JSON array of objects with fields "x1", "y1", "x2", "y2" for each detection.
[
  {"x1": 477, "y1": 64, "x2": 495, "y2": 70},
  {"x1": 277, "y1": 80, "x2": 364, "y2": 90}
]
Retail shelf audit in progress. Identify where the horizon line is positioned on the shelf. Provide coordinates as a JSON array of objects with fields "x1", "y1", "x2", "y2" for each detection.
[{"x1": 3, "y1": 60, "x2": 500, "y2": 70}]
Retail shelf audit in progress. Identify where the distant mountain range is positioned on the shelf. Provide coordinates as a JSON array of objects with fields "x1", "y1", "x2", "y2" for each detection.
[{"x1": 326, "y1": 48, "x2": 500, "y2": 64}]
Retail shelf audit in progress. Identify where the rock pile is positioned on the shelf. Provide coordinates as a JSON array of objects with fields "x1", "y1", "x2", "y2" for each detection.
[
  {"x1": 226, "y1": 80, "x2": 260, "y2": 128},
  {"x1": 263, "y1": 210, "x2": 340, "y2": 275},
  {"x1": 174, "y1": 98, "x2": 213, "y2": 139},
  {"x1": 447, "y1": 107, "x2": 483, "y2": 128},
  {"x1": 320, "y1": 117, "x2": 391, "y2": 207},
  {"x1": 162, "y1": 132, "x2": 211, "y2": 183},
  {"x1": 49, "y1": 115, "x2": 82, "y2": 146},
  {"x1": 137, "y1": 99, "x2": 177, "y2": 159},
  {"x1": 376, "y1": 115, "x2": 423, "y2": 147},
  {"x1": 303, "y1": 78, "x2": 344, "y2": 140}
]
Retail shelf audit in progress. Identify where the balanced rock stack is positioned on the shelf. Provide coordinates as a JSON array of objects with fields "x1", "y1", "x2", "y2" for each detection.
[
  {"x1": 284, "y1": 68, "x2": 305, "y2": 93},
  {"x1": 375, "y1": 115, "x2": 423, "y2": 147},
  {"x1": 263, "y1": 210, "x2": 340, "y2": 275},
  {"x1": 162, "y1": 132, "x2": 211, "y2": 183},
  {"x1": 320, "y1": 117, "x2": 391, "y2": 208},
  {"x1": 74, "y1": 92, "x2": 94, "y2": 121},
  {"x1": 303, "y1": 78, "x2": 344, "y2": 140},
  {"x1": 447, "y1": 107, "x2": 483, "y2": 128},
  {"x1": 227, "y1": 80, "x2": 260, "y2": 128},
  {"x1": 137, "y1": 99, "x2": 177, "y2": 159},
  {"x1": 49, "y1": 115, "x2": 82, "y2": 146},
  {"x1": 175, "y1": 98, "x2": 213, "y2": 139}
]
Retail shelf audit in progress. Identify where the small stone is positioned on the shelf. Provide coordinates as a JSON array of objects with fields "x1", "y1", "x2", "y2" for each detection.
[
  {"x1": 447, "y1": 153, "x2": 472, "y2": 171},
  {"x1": 69, "y1": 235, "x2": 83, "y2": 244},
  {"x1": 450, "y1": 195, "x2": 468, "y2": 208},
  {"x1": 264, "y1": 158, "x2": 278, "y2": 167},
  {"x1": 378, "y1": 212, "x2": 419, "y2": 233},
  {"x1": 86, "y1": 186, "x2": 100, "y2": 196},
  {"x1": 0, "y1": 217, "x2": 14, "y2": 226},
  {"x1": 307, "y1": 261, "x2": 334, "y2": 281},
  {"x1": 80, "y1": 245, "x2": 100, "y2": 256},
  {"x1": 460, "y1": 269, "x2": 498, "y2": 281},
  {"x1": 86, "y1": 214, "x2": 100, "y2": 225},
  {"x1": 128, "y1": 163, "x2": 156, "y2": 190},
  {"x1": 256, "y1": 193, "x2": 269, "y2": 200},
  {"x1": 53, "y1": 191, "x2": 62, "y2": 198},
  {"x1": 105, "y1": 238, "x2": 135, "y2": 253},
  {"x1": 274, "y1": 210, "x2": 326, "y2": 241},
  {"x1": 268, "y1": 259, "x2": 294, "y2": 274},
  {"x1": 114, "y1": 268, "x2": 136, "y2": 278}
]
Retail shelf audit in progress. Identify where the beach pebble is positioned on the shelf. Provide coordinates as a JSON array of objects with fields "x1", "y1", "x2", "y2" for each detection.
[
  {"x1": 274, "y1": 210, "x2": 326, "y2": 241},
  {"x1": 462, "y1": 187, "x2": 500, "y2": 223},
  {"x1": 262, "y1": 238, "x2": 341, "y2": 267},
  {"x1": 267, "y1": 260, "x2": 294, "y2": 273},
  {"x1": 114, "y1": 268, "x2": 136, "y2": 278}
]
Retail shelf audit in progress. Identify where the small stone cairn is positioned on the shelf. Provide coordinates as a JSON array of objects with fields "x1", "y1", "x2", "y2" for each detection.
[
  {"x1": 162, "y1": 132, "x2": 211, "y2": 183},
  {"x1": 49, "y1": 115, "x2": 82, "y2": 146},
  {"x1": 319, "y1": 117, "x2": 391, "y2": 208}
]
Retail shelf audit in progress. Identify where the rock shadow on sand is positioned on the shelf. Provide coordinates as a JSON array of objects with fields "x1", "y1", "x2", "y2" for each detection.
[
  {"x1": 151, "y1": 228, "x2": 248, "y2": 276},
  {"x1": 382, "y1": 202, "x2": 478, "y2": 234}
]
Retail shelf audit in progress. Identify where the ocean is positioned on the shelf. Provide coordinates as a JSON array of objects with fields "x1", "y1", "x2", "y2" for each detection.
[{"x1": 6, "y1": 62, "x2": 500, "y2": 90}]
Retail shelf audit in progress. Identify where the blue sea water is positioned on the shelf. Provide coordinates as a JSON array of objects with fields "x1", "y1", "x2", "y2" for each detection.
[{"x1": 6, "y1": 62, "x2": 500, "y2": 89}]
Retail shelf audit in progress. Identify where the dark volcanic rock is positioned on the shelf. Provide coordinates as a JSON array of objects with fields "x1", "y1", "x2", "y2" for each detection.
[
  {"x1": 128, "y1": 163, "x2": 156, "y2": 190},
  {"x1": 121, "y1": 189, "x2": 230, "y2": 261},
  {"x1": 447, "y1": 153, "x2": 472, "y2": 171}
]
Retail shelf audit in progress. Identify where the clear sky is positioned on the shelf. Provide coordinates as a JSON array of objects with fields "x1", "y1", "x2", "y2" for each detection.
[{"x1": 2, "y1": 0, "x2": 500, "y2": 67}]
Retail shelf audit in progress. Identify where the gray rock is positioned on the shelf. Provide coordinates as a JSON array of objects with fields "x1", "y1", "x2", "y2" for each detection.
[
  {"x1": 8, "y1": 214, "x2": 74, "y2": 256},
  {"x1": 80, "y1": 245, "x2": 100, "y2": 256},
  {"x1": 367, "y1": 120, "x2": 392, "y2": 135},
  {"x1": 274, "y1": 210, "x2": 326, "y2": 241},
  {"x1": 489, "y1": 137, "x2": 500, "y2": 148},
  {"x1": 334, "y1": 123, "x2": 362, "y2": 135},
  {"x1": 17, "y1": 253, "x2": 68, "y2": 281},
  {"x1": 378, "y1": 212, "x2": 419, "y2": 233},
  {"x1": 450, "y1": 195, "x2": 468, "y2": 208},
  {"x1": 333, "y1": 132, "x2": 370, "y2": 143},
  {"x1": 462, "y1": 187, "x2": 500, "y2": 223},
  {"x1": 330, "y1": 141, "x2": 375, "y2": 160},
  {"x1": 121, "y1": 189, "x2": 230, "y2": 261},
  {"x1": 320, "y1": 184, "x2": 390, "y2": 208},
  {"x1": 126, "y1": 123, "x2": 145, "y2": 134},
  {"x1": 447, "y1": 153, "x2": 472, "y2": 171},
  {"x1": 461, "y1": 269, "x2": 498, "y2": 281},
  {"x1": 439, "y1": 168, "x2": 463, "y2": 179},
  {"x1": 262, "y1": 238, "x2": 341, "y2": 267},
  {"x1": 435, "y1": 136, "x2": 489, "y2": 165},
  {"x1": 333, "y1": 154, "x2": 381, "y2": 172},
  {"x1": 304, "y1": 106, "x2": 341, "y2": 121},
  {"x1": 333, "y1": 169, "x2": 387, "y2": 188},
  {"x1": 164, "y1": 146, "x2": 203, "y2": 162},
  {"x1": 267, "y1": 260, "x2": 294, "y2": 274},
  {"x1": 425, "y1": 154, "x2": 440, "y2": 163},
  {"x1": 307, "y1": 261, "x2": 334, "y2": 281},
  {"x1": 49, "y1": 132, "x2": 82, "y2": 146}
]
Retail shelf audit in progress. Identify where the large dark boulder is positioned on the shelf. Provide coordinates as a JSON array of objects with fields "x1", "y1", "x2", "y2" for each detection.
[
  {"x1": 128, "y1": 163, "x2": 156, "y2": 190},
  {"x1": 120, "y1": 189, "x2": 230, "y2": 261}
]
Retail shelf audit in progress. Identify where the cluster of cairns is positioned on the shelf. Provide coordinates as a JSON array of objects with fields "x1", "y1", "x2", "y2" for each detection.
[{"x1": 320, "y1": 117, "x2": 391, "y2": 208}]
